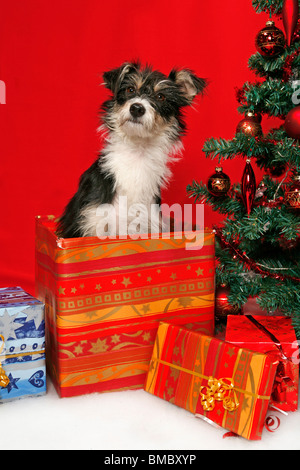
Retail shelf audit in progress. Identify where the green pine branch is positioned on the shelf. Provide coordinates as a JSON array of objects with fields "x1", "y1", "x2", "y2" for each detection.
[
  {"x1": 186, "y1": 181, "x2": 245, "y2": 217},
  {"x1": 238, "y1": 79, "x2": 295, "y2": 117},
  {"x1": 252, "y1": 0, "x2": 283, "y2": 15},
  {"x1": 215, "y1": 235, "x2": 300, "y2": 336},
  {"x1": 273, "y1": 138, "x2": 300, "y2": 170},
  {"x1": 202, "y1": 133, "x2": 274, "y2": 160}
]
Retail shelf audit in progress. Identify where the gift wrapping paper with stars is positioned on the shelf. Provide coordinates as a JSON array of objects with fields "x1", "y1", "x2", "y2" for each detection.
[
  {"x1": 0, "y1": 287, "x2": 46, "y2": 403},
  {"x1": 35, "y1": 216, "x2": 215, "y2": 397},
  {"x1": 145, "y1": 323, "x2": 278, "y2": 440}
]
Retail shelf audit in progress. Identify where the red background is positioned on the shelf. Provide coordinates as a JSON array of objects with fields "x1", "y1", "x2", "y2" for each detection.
[{"x1": 0, "y1": 1, "x2": 280, "y2": 295}]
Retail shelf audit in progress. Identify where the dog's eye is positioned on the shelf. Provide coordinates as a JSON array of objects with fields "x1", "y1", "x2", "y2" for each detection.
[
  {"x1": 156, "y1": 93, "x2": 166, "y2": 102},
  {"x1": 127, "y1": 87, "x2": 136, "y2": 94}
]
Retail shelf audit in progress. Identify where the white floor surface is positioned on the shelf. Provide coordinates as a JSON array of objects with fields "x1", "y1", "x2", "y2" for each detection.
[{"x1": 2, "y1": 376, "x2": 300, "y2": 451}]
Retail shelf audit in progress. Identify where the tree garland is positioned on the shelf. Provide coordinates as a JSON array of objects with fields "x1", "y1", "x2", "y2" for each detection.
[{"x1": 213, "y1": 226, "x2": 300, "y2": 283}]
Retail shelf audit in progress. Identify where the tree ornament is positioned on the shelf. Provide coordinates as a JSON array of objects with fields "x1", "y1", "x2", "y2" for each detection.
[
  {"x1": 207, "y1": 166, "x2": 231, "y2": 197},
  {"x1": 284, "y1": 106, "x2": 300, "y2": 139},
  {"x1": 215, "y1": 284, "x2": 240, "y2": 321},
  {"x1": 284, "y1": 173, "x2": 300, "y2": 210},
  {"x1": 255, "y1": 20, "x2": 286, "y2": 57},
  {"x1": 241, "y1": 159, "x2": 257, "y2": 216},
  {"x1": 282, "y1": 0, "x2": 299, "y2": 46},
  {"x1": 255, "y1": 181, "x2": 268, "y2": 199},
  {"x1": 236, "y1": 112, "x2": 263, "y2": 137}
]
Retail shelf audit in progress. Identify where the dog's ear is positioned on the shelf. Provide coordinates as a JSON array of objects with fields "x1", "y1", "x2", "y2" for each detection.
[
  {"x1": 103, "y1": 62, "x2": 140, "y2": 94},
  {"x1": 169, "y1": 69, "x2": 207, "y2": 104},
  {"x1": 103, "y1": 67, "x2": 121, "y2": 93}
]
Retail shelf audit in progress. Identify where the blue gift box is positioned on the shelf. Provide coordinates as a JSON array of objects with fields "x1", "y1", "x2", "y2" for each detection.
[{"x1": 0, "y1": 286, "x2": 46, "y2": 403}]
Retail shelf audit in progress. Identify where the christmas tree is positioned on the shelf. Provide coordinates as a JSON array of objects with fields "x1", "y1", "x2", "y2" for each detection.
[{"x1": 187, "y1": 0, "x2": 300, "y2": 337}]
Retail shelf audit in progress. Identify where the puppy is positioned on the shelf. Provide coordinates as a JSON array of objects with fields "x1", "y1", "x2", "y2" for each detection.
[{"x1": 57, "y1": 61, "x2": 206, "y2": 238}]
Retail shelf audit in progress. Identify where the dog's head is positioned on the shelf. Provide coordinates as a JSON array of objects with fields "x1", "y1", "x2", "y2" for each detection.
[{"x1": 101, "y1": 61, "x2": 207, "y2": 141}]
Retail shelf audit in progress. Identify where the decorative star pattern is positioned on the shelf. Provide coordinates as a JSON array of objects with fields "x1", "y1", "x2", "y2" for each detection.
[
  {"x1": 0, "y1": 306, "x2": 44, "y2": 341},
  {"x1": 62, "y1": 328, "x2": 157, "y2": 357},
  {"x1": 5, "y1": 373, "x2": 20, "y2": 393},
  {"x1": 55, "y1": 261, "x2": 214, "y2": 299}
]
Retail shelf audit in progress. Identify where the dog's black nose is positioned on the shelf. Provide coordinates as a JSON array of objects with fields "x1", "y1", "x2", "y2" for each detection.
[{"x1": 130, "y1": 103, "x2": 146, "y2": 118}]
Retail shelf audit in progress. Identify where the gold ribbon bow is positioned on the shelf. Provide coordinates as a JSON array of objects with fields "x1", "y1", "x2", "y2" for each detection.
[
  {"x1": 0, "y1": 335, "x2": 9, "y2": 388},
  {"x1": 199, "y1": 376, "x2": 239, "y2": 412},
  {"x1": 150, "y1": 357, "x2": 270, "y2": 413},
  {"x1": 0, "y1": 366, "x2": 9, "y2": 388}
]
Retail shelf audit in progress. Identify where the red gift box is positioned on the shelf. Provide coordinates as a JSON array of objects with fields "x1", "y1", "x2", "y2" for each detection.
[
  {"x1": 35, "y1": 215, "x2": 215, "y2": 397},
  {"x1": 225, "y1": 315, "x2": 299, "y2": 412},
  {"x1": 145, "y1": 322, "x2": 278, "y2": 440}
]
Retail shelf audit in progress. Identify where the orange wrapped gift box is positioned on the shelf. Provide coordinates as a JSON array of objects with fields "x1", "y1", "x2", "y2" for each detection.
[
  {"x1": 145, "y1": 322, "x2": 278, "y2": 440},
  {"x1": 35, "y1": 216, "x2": 215, "y2": 397}
]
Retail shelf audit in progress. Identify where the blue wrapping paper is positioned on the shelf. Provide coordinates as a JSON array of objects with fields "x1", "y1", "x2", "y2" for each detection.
[{"x1": 0, "y1": 286, "x2": 46, "y2": 403}]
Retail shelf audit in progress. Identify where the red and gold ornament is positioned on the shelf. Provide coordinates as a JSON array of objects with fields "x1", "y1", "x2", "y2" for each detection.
[
  {"x1": 284, "y1": 173, "x2": 300, "y2": 210},
  {"x1": 284, "y1": 106, "x2": 300, "y2": 139},
  {"x1": 236, "y1": 112, "x2": 263, "y2": 137},
  {"x1": 255, "y1": 21, "x2": 286, "y2": 57},
  {"x1": 207, "y1": 166, "x2": 231, "y2": 197},
  {"x1": 241, "y1": 159, "x2": 257, "y2": 216},
  {"x1": 282, "y1": 0, "x2": 299, "y2": 46}
]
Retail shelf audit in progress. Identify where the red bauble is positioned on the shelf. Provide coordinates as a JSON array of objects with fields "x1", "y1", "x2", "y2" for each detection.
[
  {"x1": 255, "y1": 21, "x2": 286, "y2": 57},
  {"x1": 282, "y1": 0, "x2": 299, "y2": 46},
  {"x1": 284, "y1": 106, "x2": 300, "y2": 139},
  {"x1": 236, "y1": 112, "x2": 263, "y2": 137},
  {"x1": 207, "y1": 167, "x2": 231, "y2": 197},
  {"x1": 241, "y1": 159, "x2": 257, "y2": 216},
  {"x1": 215, "y1": 284, "x2": 240, "y2": 320}
]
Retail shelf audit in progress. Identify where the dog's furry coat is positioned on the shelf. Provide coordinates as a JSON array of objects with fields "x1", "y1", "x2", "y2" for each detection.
[{"x1": 57, "y1": 62, "x2": 206, "y2": 239}]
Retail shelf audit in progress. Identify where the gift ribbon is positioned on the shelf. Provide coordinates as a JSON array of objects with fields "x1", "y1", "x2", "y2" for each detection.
[
  {"x1": 199, "y1": 376, "x2": 239, "y2": 412},
  {"x1": 246, "y1": 315, "x2": 289, "y2": 361},
  {"x1": 151, "y1": 357, "x2": 271, "y2": 412},
  {"x1": 0, "y1": 335, "x2": 45, "y2": 389},
  {"x1": 0, "y1": 335, "x2": 9, "y2": 389},
  {"x1": 246, "y1": 315, "x2": 295, "y2": 404}
]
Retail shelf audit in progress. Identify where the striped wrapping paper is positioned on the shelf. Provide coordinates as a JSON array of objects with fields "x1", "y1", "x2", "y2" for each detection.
[
  {"x1": 145, "y1": 322, "x2": 278, "y2": 440},
  {"x1": 35, "y1": 216, "x2": 215, "y2": 397}
]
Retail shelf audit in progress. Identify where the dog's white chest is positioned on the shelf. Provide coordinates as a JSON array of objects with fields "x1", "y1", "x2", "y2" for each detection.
[
  {"x1": 79, "y1": 139, "x2": 173, "y2": 238},
  {"x1": 103, "y1": 140, "x2": 169, "y2": 205}
]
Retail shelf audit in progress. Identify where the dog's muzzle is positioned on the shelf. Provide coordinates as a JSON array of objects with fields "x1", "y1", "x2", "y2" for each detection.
[{"x1": 130, "y1": 103, "x2": 146, "y2": 119}]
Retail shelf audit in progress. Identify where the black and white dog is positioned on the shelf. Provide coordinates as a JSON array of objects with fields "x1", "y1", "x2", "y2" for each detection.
[{"x1": 57, "y1": 61, "x2": 206, "y2": 239}]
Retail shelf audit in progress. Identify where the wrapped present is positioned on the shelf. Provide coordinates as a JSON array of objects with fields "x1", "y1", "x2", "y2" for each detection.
[
  {"x1": 145, "y1": 322, "x2": 278, "y2": 440},
  {"x1": 225, "y1": 315, "x2": 299, "y2": 412},
  {"x1": 35, "y1": 215, "x2": 215, "y2": 397},
  {"x1": 0, "y1": 286, "x2": 46, "y2": 403}
]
